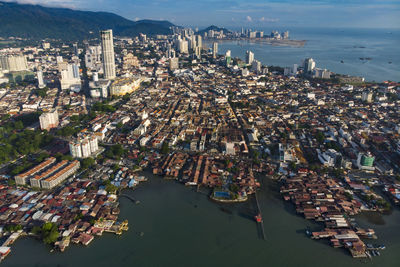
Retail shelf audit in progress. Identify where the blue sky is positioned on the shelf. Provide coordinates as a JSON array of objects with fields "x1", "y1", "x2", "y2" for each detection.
[{"x1": 6, "y1": 0, "x2": 400, "y2": 28}]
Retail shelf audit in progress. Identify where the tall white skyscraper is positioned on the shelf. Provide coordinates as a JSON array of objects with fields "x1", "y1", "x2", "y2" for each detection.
[
  {"x1": 69, "y1": 134, "x2": 99, "y2": 158},
  {"x1": 37, "y1": 70, "x2": 45, "y2": 88},
  {"x1": 0, "y1": 54, "x2": 27, "y2": 71},
  {"x1": 212, "y1": 42, "x2": 218, "y2": 58},
  {"x1": 246, "y1": 50, "x2": 254, "y2": 65},
  {"x1": 304, "y1": 58, "x2": 316, "y2": 73},
  {"x1": 196, "y1": 35, "x2": 202, "y2": 50},
  {"x1": 251, "y1": 60, "x2": 261, "y2": 73},
  {"x1": 100, "y1": 29, "x2": 116, "y2": 79},
  {"x1": 178, "y1": 39, "x2": 189, "y2": 54}
]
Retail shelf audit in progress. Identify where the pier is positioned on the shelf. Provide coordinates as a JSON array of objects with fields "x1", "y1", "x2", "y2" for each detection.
[
  {"x1": 120, "y1": 194, "x2": 139, "y2": 204},
  {"x1": 254, "y1": 191, "x2": 266, "y2": 240}
]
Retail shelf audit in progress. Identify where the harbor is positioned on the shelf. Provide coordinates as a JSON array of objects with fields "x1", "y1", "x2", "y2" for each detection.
[{"x1": 3, "y1": 175, "x2": 400, "y2": 266}]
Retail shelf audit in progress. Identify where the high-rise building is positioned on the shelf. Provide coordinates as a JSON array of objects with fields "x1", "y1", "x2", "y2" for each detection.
[
  {"x1": 56, "y1": 56, "x2": 63, "y2": 64},
  {"x1": 312, "y1": 68, "x2": 331, "y2": 79},
  {"x1": 37, "y1": 70, "x2": 45, "y2": 88},
  {"x1": 282, "y1": 31, "x2": 289, "y2": 39},
  {"x1": 196, "y1": 35, "x2": 202, "y2": 49},
  {"x1": 178, "y1": 39, "x2": 189, "y2": 54},
  {"x1": 60, "y1": 63, "x2": 81, "y2": 91},
  {"x1": 292, "y1": 64, "x2": 298, "y2": 75},
  {"x1": 362, "y1": 91, "x2": 373, "y2": 103},
  {"x1": 189, "y1": 36, "x2": 197, "y2": 51},
  {"x1": 212, "y1": 42, "x2": 218, "y2": 58},
  {"x1": 39, "y1": 109, "x2": 59, "y2": 130},
  {"x1": 246, "y1": 50, "x2": 254, "y2": 65},
  {"x1": 69, "y1": 134, "x2": 99, "y2": 158},
  {"x1": 166, "y1": 43, "x2": 173, "y2": 58},
  {"x1": 69, "y1": 141, "x2": 82, "y2": 158},
  {"x1": 100, "y1": 29, "x2": 116, "y2": 79},
  {"x1": 251, "y1": 60, "x2": 261, "y2": 73},
  {"x1": 42, "y1": 42, "x2": 51, "y2": 49},
  {"x1": 85, "y1": 45, "x2": 102, "y2": 70},
  {"x1": 357, "y1": 152, "x2": 375, "y2": 170},
  {"x1": 304, "y1": 58, "x2": 316, "y2": 73},
  {"x1": 73, "y1": 43, "x2": 79, "y2": 56},
  {"x1": 169, "y1": 57, "x2": 179, "y2": 70},
  {"x1": 195, "y1": 46, "x2": 202, "y2": 59},
  {"x1": 0, "y1": 54, "x2": 28, "y2": 71}
]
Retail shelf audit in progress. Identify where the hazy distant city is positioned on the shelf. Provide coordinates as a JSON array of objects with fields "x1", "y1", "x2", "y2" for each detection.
[{"x1": 0, "y1": 1, "x2": 399, "y2": 266}]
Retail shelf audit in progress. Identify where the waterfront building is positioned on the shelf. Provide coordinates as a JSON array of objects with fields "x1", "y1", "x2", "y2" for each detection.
[
  {"x1": 312, "y1": 68, "x2": 331, "y2": 79},
  {"x1": 39, "y1": 109, "x2": 59, "y2": 131},
  {"x1": 304, "y1": 58, "x2": 316, "y2": 73},
  {"x1": 246, "y1": 51, "x2": 254, "y2": 65},
  {"x1": 100, "y1": 29, "x2": 116, "y2": 79},
  {"x1": 282, "y1": 31, "x2": 289, "y2": 39}
]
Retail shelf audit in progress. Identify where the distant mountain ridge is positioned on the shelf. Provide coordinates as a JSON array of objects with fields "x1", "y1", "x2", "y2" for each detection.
[{"x1": 0, "y1": 1, "x2": 175, "y2": 40}]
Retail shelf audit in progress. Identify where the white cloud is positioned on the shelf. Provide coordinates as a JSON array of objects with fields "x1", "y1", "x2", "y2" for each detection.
[
  {"x1": 259, "y1": 17, "x2": 279, "y2": 22},
  {"x1": 2, "y1": 0, "x2": 81, "y2": 9},
  {"x1": 246, "y1": 15, "x2": 252, "y2": 22}
]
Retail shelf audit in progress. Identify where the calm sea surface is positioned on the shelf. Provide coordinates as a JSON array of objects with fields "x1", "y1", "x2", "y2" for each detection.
[
  {"x1": 4, "y1": 172, "x2": 400, "y2": 267},
  {"x1": 206, "y1": 27, "x2": 400, "y2": 82}
]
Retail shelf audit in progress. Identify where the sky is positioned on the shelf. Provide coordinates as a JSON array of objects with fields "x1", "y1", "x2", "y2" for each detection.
[{"x1": 4, "y1": 0, "x2": 400, "y2": 28}]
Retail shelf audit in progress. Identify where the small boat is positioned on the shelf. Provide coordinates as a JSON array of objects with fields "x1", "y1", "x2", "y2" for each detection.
[
  {"x1": 340, "y1": 60, "x2": 344, "y2": 63},
  {"x1": 365, "y1": 251, "x2": 372, "y2": 259},
  {"x1": 376, "y1": 251, "x2": 381, "y2": 256},
  {"x1": 254, "y1": 214, "x2": 262, "y2": 223},
  {"x1": 379, "y1": 245, "x2": 386, "y2": 250}
]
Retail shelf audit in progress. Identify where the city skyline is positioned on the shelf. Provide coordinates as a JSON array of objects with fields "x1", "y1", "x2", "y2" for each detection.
[{"x1": 2, "y1": 0, "x2": 400, "y2": 29}]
